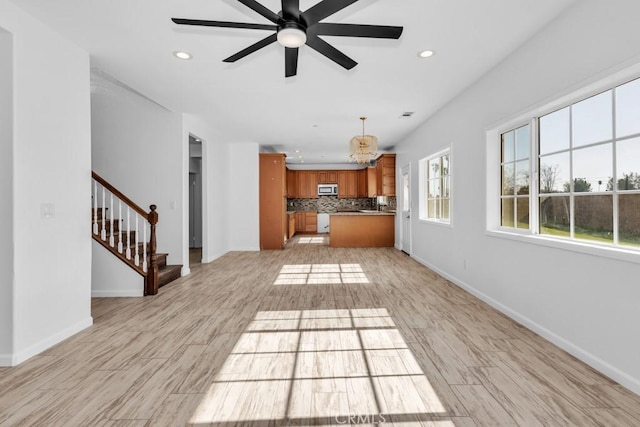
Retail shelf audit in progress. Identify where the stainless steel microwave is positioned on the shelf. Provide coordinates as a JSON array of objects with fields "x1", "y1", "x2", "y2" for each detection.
[{"x1": 318, "y1": 184, "x2": 338, "y2": 196}]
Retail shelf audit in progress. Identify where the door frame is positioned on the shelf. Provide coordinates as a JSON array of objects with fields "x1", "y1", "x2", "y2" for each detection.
[{"x1": 399, "y1": 162, "x2": 412, "y2": 255}]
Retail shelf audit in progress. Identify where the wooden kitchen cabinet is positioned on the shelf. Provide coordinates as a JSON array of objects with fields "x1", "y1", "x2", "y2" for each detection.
[
  {"x1": 377, "y1": 154, "x2": 396, "y2": 196},
  {"x1": 288, "y1": 213, "x2": 296, "y2": 239},
  {"x1": 286, "y1": 169, "x2": 297, "y2": 198},
  {"x1": 295, "y1": 212, "x2": 305, "y2": 232},
  {"x1": 317, "y1": 170, "x2": 338, "y2": 184},
  {"x1": 357, "y1": 169, "x2": 367, "y2": 198},
  {"x1": 367, "y1": 166, "x2": 377, "y2": 197},
  {"x1": 295, "y1": 211, "x2": 317, "y2": 233},
  {"x1": 338, "y1": 171, "x2": 357, "y2": 198},
  {"x1": 305, "y1": 212, "x2": 318, "y2": 233},
  {"x1": 260, "y1": 153, "x2": 287, "y2": 250},
  {"x1": 297, "y1": 171, "x2": 318, "y2": 199}
]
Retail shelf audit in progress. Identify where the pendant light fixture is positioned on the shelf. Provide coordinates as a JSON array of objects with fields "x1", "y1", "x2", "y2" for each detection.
[{"x1": 349, "y1": 117, "x2": 378, "y2": 164}]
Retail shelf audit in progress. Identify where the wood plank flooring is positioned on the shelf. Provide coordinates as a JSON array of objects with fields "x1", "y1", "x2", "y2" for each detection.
[{"x1": 1, "y1": 235, "x2": 639, "y2": 426}]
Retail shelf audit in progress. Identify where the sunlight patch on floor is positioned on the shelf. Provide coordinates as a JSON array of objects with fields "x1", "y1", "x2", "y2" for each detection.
[
  {"x1": 191, "y1": 308, "x2": 446, "y2": 425},
  {"x1": 274, "y1": 264, "x2": 370, "y2": 285},
  {"x1": 298, "y1": 236, "x2": 327, "y2": 244}
]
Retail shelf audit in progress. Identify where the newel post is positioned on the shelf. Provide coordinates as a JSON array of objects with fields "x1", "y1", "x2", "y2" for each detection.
[{"x1": 146, "y1": 205, "x2": 159, "y2": 295}]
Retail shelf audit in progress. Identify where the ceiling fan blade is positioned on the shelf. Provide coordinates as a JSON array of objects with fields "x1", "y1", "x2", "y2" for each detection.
[
  {"x1": 172, "y1": 18, "x2": 276, "y2": 31},
  {"x1": 285, "y1": 47, "x2": 299, "y2": 77},
  {"x1": 305, "y1": 34, "x2": 357, "y2": 70},
  {"x1": 315, "y1": 23, "x2": 403, "y2": 39},
  {"x1": 301, "y1": 0, "x2": 358, "y2": 26},
  {"x1": 237, "y1": 0, "x2": 280, "y2": 23},
  {"x1": 223, "y1": 33, "x2": 278, "y2": 63},
  {"x1": 282, "y1": 0, "x2": 300, "y2": 19}
]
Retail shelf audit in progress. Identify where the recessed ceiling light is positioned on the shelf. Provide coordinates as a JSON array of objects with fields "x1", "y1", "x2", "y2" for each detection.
[
  {"x1": 174, "y1": 51, "x2": 192, "y2": 60},
  {"x1": 298, "y1": 156, "x2": 302, "y2": 159},
  {"x1": 418, "y1": 50, "x2": 435, "y2": 58},
  {"x1": 295, "y1": 150, "x2": 300, "y2": 153},
  {"x1": 301, "y1": 160, "x2": 305, "y2": 163}
]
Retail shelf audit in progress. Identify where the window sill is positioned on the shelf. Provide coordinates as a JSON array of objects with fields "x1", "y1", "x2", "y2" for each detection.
[
  {"x1": 486, "y1": 229, "x2": 640, "y2": 264},
  {"x1": 418, "y1": 218, "x2": 453, "y2": 229}
]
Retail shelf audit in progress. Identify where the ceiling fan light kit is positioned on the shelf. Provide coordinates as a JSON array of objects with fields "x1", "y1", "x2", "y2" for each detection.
[
  {"x1": 172, "y1": 0, "x2": 403, "y2": 77},
  {"x1": 277, "y1": 23, "x2": 307, "y2": 48}
]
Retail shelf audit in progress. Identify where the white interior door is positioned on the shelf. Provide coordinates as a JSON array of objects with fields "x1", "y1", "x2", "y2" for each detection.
[{"x1": 400, "y1": 163, "x2": 411, "y2": 254}]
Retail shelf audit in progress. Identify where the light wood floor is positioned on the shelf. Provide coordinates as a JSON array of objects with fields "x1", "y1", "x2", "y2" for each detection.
[{"x1": 2, "y1": 235, "x2": 640, "y2": 426}]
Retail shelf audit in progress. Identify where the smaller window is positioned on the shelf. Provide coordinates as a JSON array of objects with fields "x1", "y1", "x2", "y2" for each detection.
[
  {"x1": 500, "y1": 124, "x2": 530, "y2": 230},
  {"x1": 419, "y1": 148, "x2": 451, "y2": 223}
]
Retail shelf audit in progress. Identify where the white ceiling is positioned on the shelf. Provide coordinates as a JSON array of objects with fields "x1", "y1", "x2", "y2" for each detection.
[{"x1": 13, "y1": 0, "x2": 576, "y2": 165}]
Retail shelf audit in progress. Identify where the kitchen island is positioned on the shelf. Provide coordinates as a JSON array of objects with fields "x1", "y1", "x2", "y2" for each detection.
[{"x1": 329, "y1": 212, "x2": 395, "y2": 248}]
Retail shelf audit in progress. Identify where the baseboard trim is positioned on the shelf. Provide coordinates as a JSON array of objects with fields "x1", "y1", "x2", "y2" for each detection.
[
  {"x1": 203, "y1": 250, "x2": 229, "y2": 264},
  {"x1": 229, "y1": 246, "x2": 260, "y2": 252},
  {"x1": 0, "y1": 354, "x2": 12, "y2": 367},
  {"x1": 91, "y1": 289, "x2": 143, "y2": 297},
  {"x1": 411, "y1": 254, "x2": 640, "y2": 396},
  {"x1": 10, "y1": 316, "x2": 93, "y2": 366}
]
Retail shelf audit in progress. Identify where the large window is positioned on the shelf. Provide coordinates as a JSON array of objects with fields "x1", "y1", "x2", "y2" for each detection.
[
  {"x1": 420, "y1": 148, "x2": 450, "y2": 223},
  {"x1": 494, "y1": 76, "x2": 640, "y2": 251}
]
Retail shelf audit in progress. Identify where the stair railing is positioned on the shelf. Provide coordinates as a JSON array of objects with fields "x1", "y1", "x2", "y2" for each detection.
[{"x1": 91, "y1": 171, "x2": 159, "y2": 295}]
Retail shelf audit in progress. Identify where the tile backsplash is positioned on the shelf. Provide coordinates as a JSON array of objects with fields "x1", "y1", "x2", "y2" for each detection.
[{"x1": 288, "y1": 196, "x2": 396, "y2": 213}]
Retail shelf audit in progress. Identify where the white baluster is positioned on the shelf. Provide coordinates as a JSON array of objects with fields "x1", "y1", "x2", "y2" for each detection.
[
  {"x1": 134, "y1": 215, "x2": 140, "y2": 266},
  {"x1": 92, "y1": 181, "x2": 98, "y2": 235},
  {"x1": 101, "y1": 186, "x2": 106, "y2": 241},
  {"x1": 142, "y1": 222, "x2": 148, "y2": 273},
  {"x1": 126, "y1": 208, "x2": 131, "y2": 260},
  {"x1": 117, "y1": 200, "x2": 123, "y2": 253},
  {"x1": 109, "y1": 193, "x2": 114, "y2": 247}
]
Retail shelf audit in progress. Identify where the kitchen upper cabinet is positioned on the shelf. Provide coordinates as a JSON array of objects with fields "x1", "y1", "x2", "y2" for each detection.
[
  {"x1": 317, "y1": 170, "x2": 338, "y2": 184},
  {"x1": 357, "y1": 169, "x2": 367, "y2": 198},
  {"x1": 377, "y1": 154, "x2": 396, "y2": 196},
  {"x1": 338, "y1": 171, "x2": 357, "y2": 198},
  {"x1": 296, "y1": 171, "x2": 318, "y2": 199},
  {"x1": 327, "y1": 171, "x2": 338, "y2": 184},
  {"x1": 286, "y1": 169, "x2": 297, "y2": 198},
  {"x1": 367, "y1": 166, "x2": 377, "y2": 197},
  {"x1": 259, "y1": 153, "x2": 287, "y2": 250}
]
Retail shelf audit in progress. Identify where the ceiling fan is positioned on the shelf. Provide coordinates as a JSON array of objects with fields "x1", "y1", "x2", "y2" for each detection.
[{"x1": 171, "y1": 0, "x2": 403, "y2": 77}]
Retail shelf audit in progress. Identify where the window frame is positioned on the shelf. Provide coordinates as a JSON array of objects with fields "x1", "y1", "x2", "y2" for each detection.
[
  {"x1": 499, "y1": 123, "x2": 533, "y2": 232},
  {"x1": 419, "y1": 146, "x2": 452, "y2": 226},
  {"x1": 486, "y1": 62, "x2": 640, "y2": 264}
]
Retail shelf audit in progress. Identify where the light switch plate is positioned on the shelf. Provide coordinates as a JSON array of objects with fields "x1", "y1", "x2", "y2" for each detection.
[{"x1": 41, "y1": 203, "x2": 55, "y2": 219}]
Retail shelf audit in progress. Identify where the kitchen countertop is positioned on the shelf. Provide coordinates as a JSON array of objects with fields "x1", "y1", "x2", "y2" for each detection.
[{"x1": 330, "y1": 211, "x2": 395, "y2": 216}]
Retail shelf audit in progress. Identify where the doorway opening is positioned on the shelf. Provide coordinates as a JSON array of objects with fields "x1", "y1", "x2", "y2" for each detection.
[
  {"x1": 189, "y1": 135, "x2": 203, "y2": 268},
  {"x1": 400, "y1": 163, "x2": 412, "y2": 255}
]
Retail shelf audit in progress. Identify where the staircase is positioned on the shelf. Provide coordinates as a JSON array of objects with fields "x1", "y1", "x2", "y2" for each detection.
[{"x1": 92, "y1": 171, "x2": 182, "y2": 295}]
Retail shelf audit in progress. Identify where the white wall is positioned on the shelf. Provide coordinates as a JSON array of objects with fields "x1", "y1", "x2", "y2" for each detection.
[
  {"x1": 182, "y1": 114, "x2": 230, "y2": 264},
  {"x1": 0, "y1": 27, "x2": 13, "y2": 362},
  {"x1": 397, "y1": 0, "x2": 640, "y2": 394},
  {"x1": 228, "y1": 143, "x2": 260, "y2": 251},
  {"x1": 91, "y1": 240, "x2": 143, "y2": 297},
  {"x1": 91, "y1": 72, "x2": 183, "y2": 268},
  {"x1": 0, "y1": 0, "x2": 93, "y2": 365}
]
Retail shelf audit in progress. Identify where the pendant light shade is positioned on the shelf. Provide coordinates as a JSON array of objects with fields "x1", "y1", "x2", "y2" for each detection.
[{"x1": 349, "y1": 117, "x2": 378, "y2": 164}]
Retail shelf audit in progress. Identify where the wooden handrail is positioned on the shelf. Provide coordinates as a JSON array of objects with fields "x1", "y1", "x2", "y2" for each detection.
[
  {"x1": 92, "y1": 171, "x2": 150, "y2": 220},
  {"x1": 91, "y1": 171, "x2": 160, "y2": 295}
]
